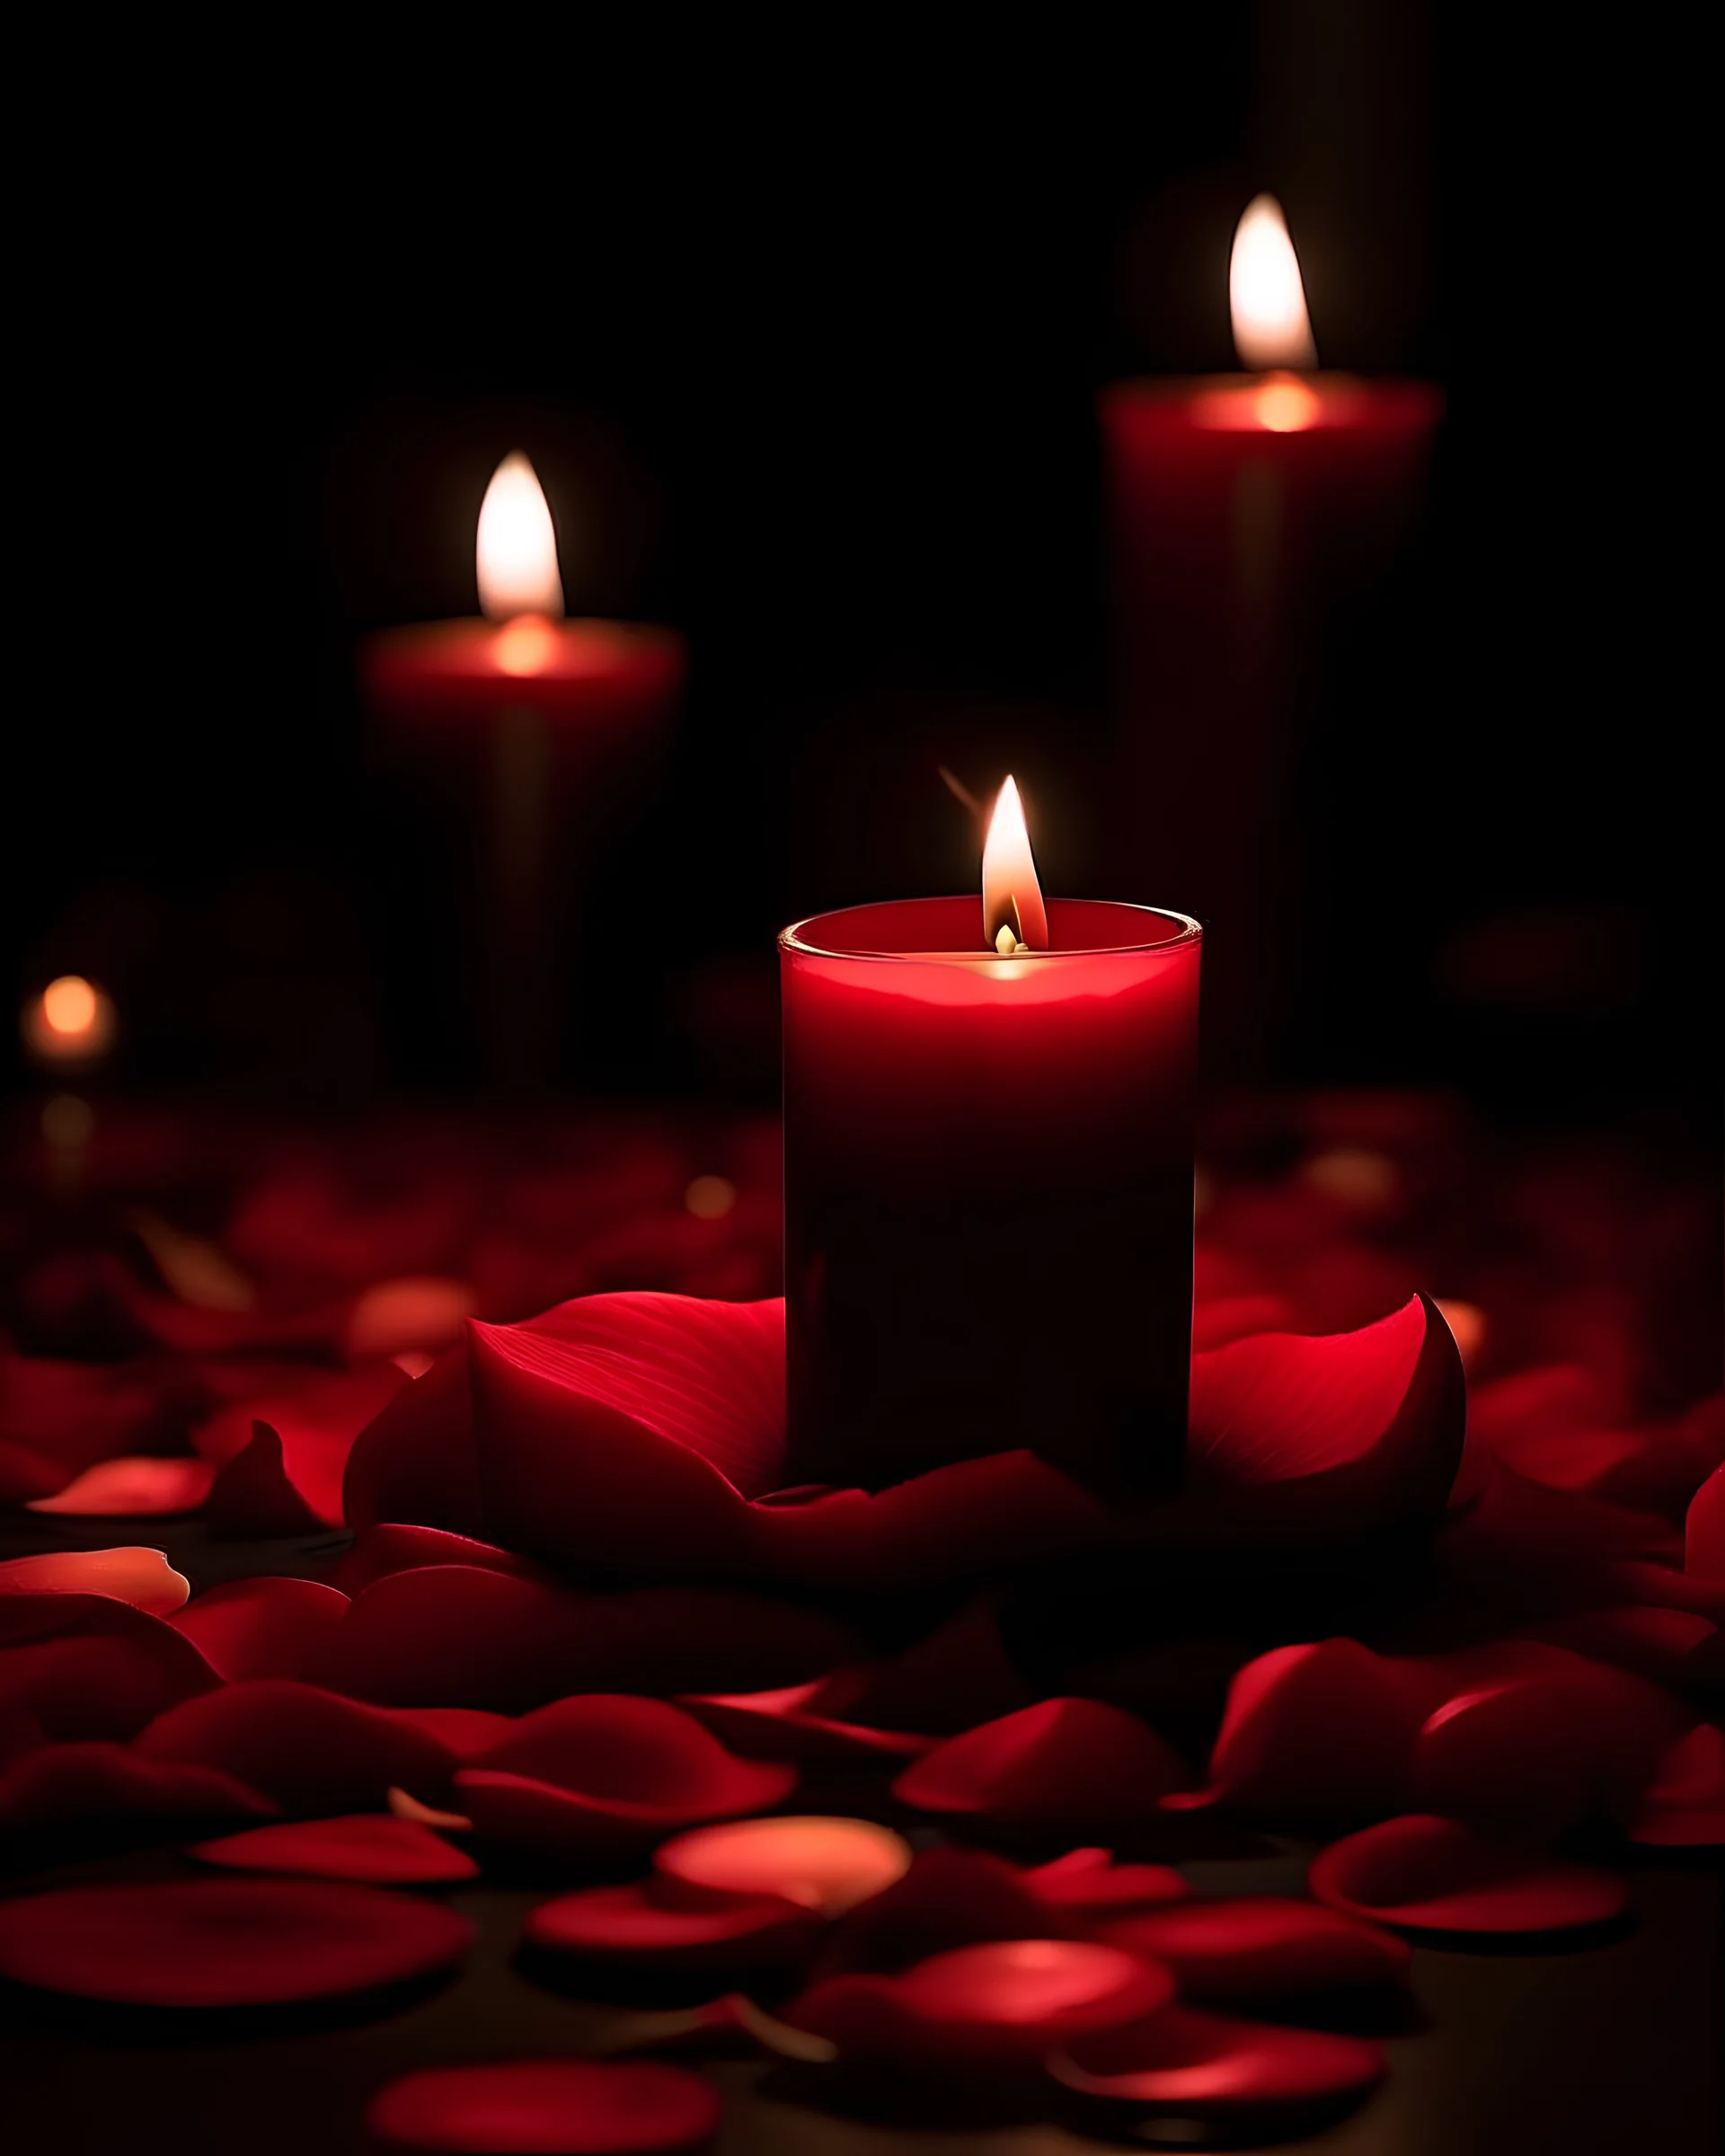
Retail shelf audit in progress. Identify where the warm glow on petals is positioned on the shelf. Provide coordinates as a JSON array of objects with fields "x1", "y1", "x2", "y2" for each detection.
[
  {"x1": 981, "y1": 776, "x2": 1048, "y2": 950},
  {"x1": 1230, "y1": 195, "x2": 1317, "y2": 371},
  {"x1": 476, "y1": 453, "x2": 564, "y2": 621}
]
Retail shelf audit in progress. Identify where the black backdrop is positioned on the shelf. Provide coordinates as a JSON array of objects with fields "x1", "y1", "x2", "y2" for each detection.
[{"x1": 8, "y1": 7, "x2": 1712, "y2": 1117}]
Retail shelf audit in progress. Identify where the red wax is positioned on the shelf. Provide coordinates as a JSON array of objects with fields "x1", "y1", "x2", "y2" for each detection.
[
  {"x1": 361, "y1": 614, "x2": 683, "y2": 735},
  {"x1": 781, "y1": 897, "x2": 1200, "y2": 1497},
  {"x1": 1100, "y1": 372, "x2": 1440, "y2": 1073}
]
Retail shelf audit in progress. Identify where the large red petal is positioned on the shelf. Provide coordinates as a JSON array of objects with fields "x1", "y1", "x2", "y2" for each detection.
[
  {"x1": 1309, "y1": 1815, "x2": 1629, "y2": 1935},
  {"x1": 1090, "y1": 1895, "x2": 1410, "y2": 1996},
  {"x1": 809, "y1": 1846, "x2": 1053, "y2": 1979},
  {"x1": 168, "y1": 1577, "x2": 350, "y2": 1682},
  {"x1": 366, "y1": 2062, "x2": 720, "y2": 2156},
  {"x1": 1688, "y1": 1465, "x2": 1725, "y2": 1577},
  {"x1": 1186, "y1": 1295, "x2": 1464, "y2": 1534},
  {"x1": 0, "y1": 1879, "x2": 473, "y2": 2007},
  {"x1": 328, "y1": 1523, "x2": 550, "y2": 1595},
  {"x1": 190, "y1": 1814, "x2": 478, "y2": 1884},
  {"x1": 893, "y1": 1699, "x2": 1190, "y2": 1829},
  {"x1": 1028, "y1": 1849, "x2": 1190, "y2": 1924},
  {"x1": 136, "y1": 1680, "x2": 460, "y2": 1813}
]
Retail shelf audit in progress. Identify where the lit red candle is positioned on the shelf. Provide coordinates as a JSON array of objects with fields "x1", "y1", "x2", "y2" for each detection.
[
  {"x1": 781, "y1": 780, "x2": 1199, "y2": 1498},
  {"x1": 1101, "y1": 197, "x2": 1441, "y2": 1071},
  {"x1": 361, "y1": 455, "x2": 684, "y2": 1087}
]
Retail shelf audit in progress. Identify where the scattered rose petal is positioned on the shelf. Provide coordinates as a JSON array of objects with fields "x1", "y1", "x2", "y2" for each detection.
[
  {"x1": 1090, "y1": 1895, "x2": 1410, "y2": 1996},
  {"x1": 190, "y1": 1815, "x2": 479, "y2": 1884},
  {"x1": 200, "y1": 1362, "x2": 408, "y2": 1532},
  {"x1": 0, "y1": 1546, "x2": 190, "y2": 1615},
  {"x1": 676, "y1": 1678, "x2": 931, "y2": 1766},
  {"x1": 1627, "y1": 1724, "x2": 1725, "y2": 1846},
  {"x1": 25, "y1": 1455, "x2": 216, "y2": 1517},
  {"x1": 205, "y1": 1424, "x2": 334, "y2": 1534},
  {"x1": 893, "y1": 1698, "x2": 1189, "y2": 1830},
  {"x1": 389, "y1": 1786, "x2": 474, "y2": 1832},
  {"x1": 1028, "y1": 1849, "x2": 1190, "y2": 1922},
  {"x1": 0, "y1": 1348, "x2": 194, "y2": 1484},
  {"x1": 809, "y1": 1847, "x2": 1053, "y2": 1980},
  {"x1": 0, "y1": 1878, "x2": 473, "y2": 2007},
  {"x1": 137, "y1": 1680, "x2": 459, "y2": 1814},
  {"x1": 317, "y1": 1563, "x2": 858, "y2": 1713},
  {"x1": 788, "y1": 1939, "x2": 1174, "y2": 2079},
  {"x1": 0, "y1": 1742, "x2": 275, "y2": 1832},
  {"x1": 1411, "y1": 1647, "x2": 1691, "y2": 1833},
  {"x1": 1052, "y1": 2005, "x2": 1385, "y2": 2116},
  {"x1": 329, "y1": 1524, "x2": 550, "y2": 1595},
  {"x1": 390, "y1": 1707, "x2": 517, "y2": 1758},
  {"x1": 453, "y1": 1695, "x2": 794, "y2": 1851},
  {"x1": 0, "y1": 1592, "x2": 219, "y2": 1740},
  {"x1": 526, "y1": 1882, "x2": 823, "y2": 1971},
  {"x1": 1688, "y1": 1466, "x2": 1725, "y2": 1578},
  {"x1": 1309, "y1": 1815, "x2": 1629, "y2": 1936},
  {"x1": 168, "y1": 1577, "x2": 350, "y2": 1682},
  {"x1": 653, "y1": 1816, "x2": 911, "y2": 1917},
  {"x1": 837, "y1": 1600, "x2": 1032, "y2": 1734},
  {"x1": 1517, "y1": 1606, "x2": 1725, "y2": 1701},
  {"x1": 367, "y1": 2061, "x2": 721, "y2": 2156}
]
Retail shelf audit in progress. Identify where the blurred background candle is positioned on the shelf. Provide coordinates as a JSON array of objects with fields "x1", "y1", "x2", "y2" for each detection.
[
  {"x1": 363, "y1": 455, "x2": 684, "y2": 1092},
  {"x1": 781, "y1": 782, "x2": 1200, "y2": 1499},
  {"x1": 1101, "y1": 195, "x2": 1441, "y2": 1082}
]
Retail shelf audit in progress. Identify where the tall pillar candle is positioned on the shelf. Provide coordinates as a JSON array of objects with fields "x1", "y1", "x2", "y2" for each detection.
[
  {"x1": 781, "y1": 784, "x2": 1200, "y2": 1500},
  {"x1": 1101, "y1": 198, "x2": 1439, "y2": 1075}
]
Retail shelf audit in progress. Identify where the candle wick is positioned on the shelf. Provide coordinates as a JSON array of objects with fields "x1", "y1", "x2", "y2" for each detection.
[{"x1": 994, "y1": 923, "x2": 1028, "y2": 957}]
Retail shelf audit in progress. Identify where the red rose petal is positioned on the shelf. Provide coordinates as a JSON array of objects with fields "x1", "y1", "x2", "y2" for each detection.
[
  {"x1": 24, "y1": 1455, "x2": 216, "y2": 1517},
  {"x1": 1309, "y1": 1814, "x2": 1630, "y2": 1935},
  {"x1": 190, "y1": 1815, "x2": 479, "y2": 1884},
  {"x1": 202, "y1": 1366, "x2": 407, "y2": 1533},
  {"x1": 137, "y1": 1681, "x2": 459, "y2": 1813},
  {"x1": 837, "y1": 1600, "x2": 1033, "y2": 1734},
  {"x1": 895, "y1": 1698, "x2": 1188, "y2": 1831},
  {"x1": 1688, "y1": 1466, "x2": 1725, "y2": 1578},
  {"x1": 526, "y1": 1882, "x2": 823, "y2": 1971},
  {"x1": 1186, "y1": 1295, "x2": 1465, "y2": 1534},
  {"x1": 789, "y1": 1939, "x2": 1174, "y2": 2077},
  {"x1": 1628, "y1": 1724, "x2": 1725, "y2": 1846},
  {"x1": 0, "y1": 1545, "x2": 190, "y2": 1615},
  {"x1": 329, "y1": 1524, "x2": 550, "y2": 1596},
  {"x1": 343, "y1": 1346, "x2": 487, "y2": 1539},
  {"x1": 465, "y1": 1694, "x2": 794, "y2": 1839},
  {"x1": 1090, "y1": 1895, "x2": 1410, "y2": 1996},
  {"x1": 390, "y1": 1707, "x2": 518, "y2": 1758},
  {"x1": 809, "y1": 1847, "x2": 1054, "y2": 1979},
  {"x1": 676, "y1": 1679, "x2": 932, "y2": 1766},
  {"x1": 0, "y1": 1742, "x2": 275, "y2": 1832},
  {"x1": 1053, "y1": 2005, "x2": 1384, "y2": 2115},
  {"x1": 1188, "y1": 1639, "x2": 1435, "y2": 1825},
  {"x1": 0, "y1": 1878, "x2": 473, "y2": 2007},
  {"x1": 0, "y1": 1593, "x2": 220, "y2": 1740},
  {"x1": 1517, "y1": 1606, "x2": 1724, "y2": 1700},
  {"x1": 366, "y1": 2060, "x2": 721, "y2": 2156},
  {"x1": 1028, "y1": 1849, "x2": 1190, "y2": 1922},
  {"x1": 1411, "y1": 1648, "x2": 1691, "y2": 1833},
  {"x1": 317, "y1": 1564, "x2": 856, "y2": 1715},
  {"x1": 0, "y1": 1347, "x2": 194, "y2": 1481},
  {"x1": 168, "y1": 1577, "x2": 350, "y2": 1682},
  {"x1": 653, "y1": 1816, "x2": 911, "y2": 1917}
]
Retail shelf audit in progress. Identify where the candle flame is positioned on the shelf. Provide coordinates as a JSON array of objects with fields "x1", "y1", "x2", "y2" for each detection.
[
  {"x1": 981, "y1": 777, "x2": 1048, "y2": 951},
  {"x1": 476, "y1": 453, "x2": 565, "y2": 621},
  {"x1": 1230, "y1": 195, "x2": 1317, "y2": 372}
]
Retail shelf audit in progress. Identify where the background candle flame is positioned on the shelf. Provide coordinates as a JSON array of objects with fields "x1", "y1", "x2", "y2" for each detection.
[
  {"x1": 476, "y1": 453, "x2": 565, "y2": 621},
  {"x1": 982, "y1": 776, "x2": 1049, "y2": 950},
  {"x1": 22, "y1": 976, "x2": 118, "y2": 1067},
  {"x1": 1229, "y1": 194, "x2": 1318, "y2": 372}
]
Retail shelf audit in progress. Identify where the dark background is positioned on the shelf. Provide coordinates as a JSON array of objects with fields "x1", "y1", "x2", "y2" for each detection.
[{"x1": 8, "y1": 6, "x2": 1711, "y2": 1119}]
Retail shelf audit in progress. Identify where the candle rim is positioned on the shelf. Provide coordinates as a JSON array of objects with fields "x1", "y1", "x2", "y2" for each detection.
[{"x1": 781, "y1": 897, "x2": 1202, "y2": 965}]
